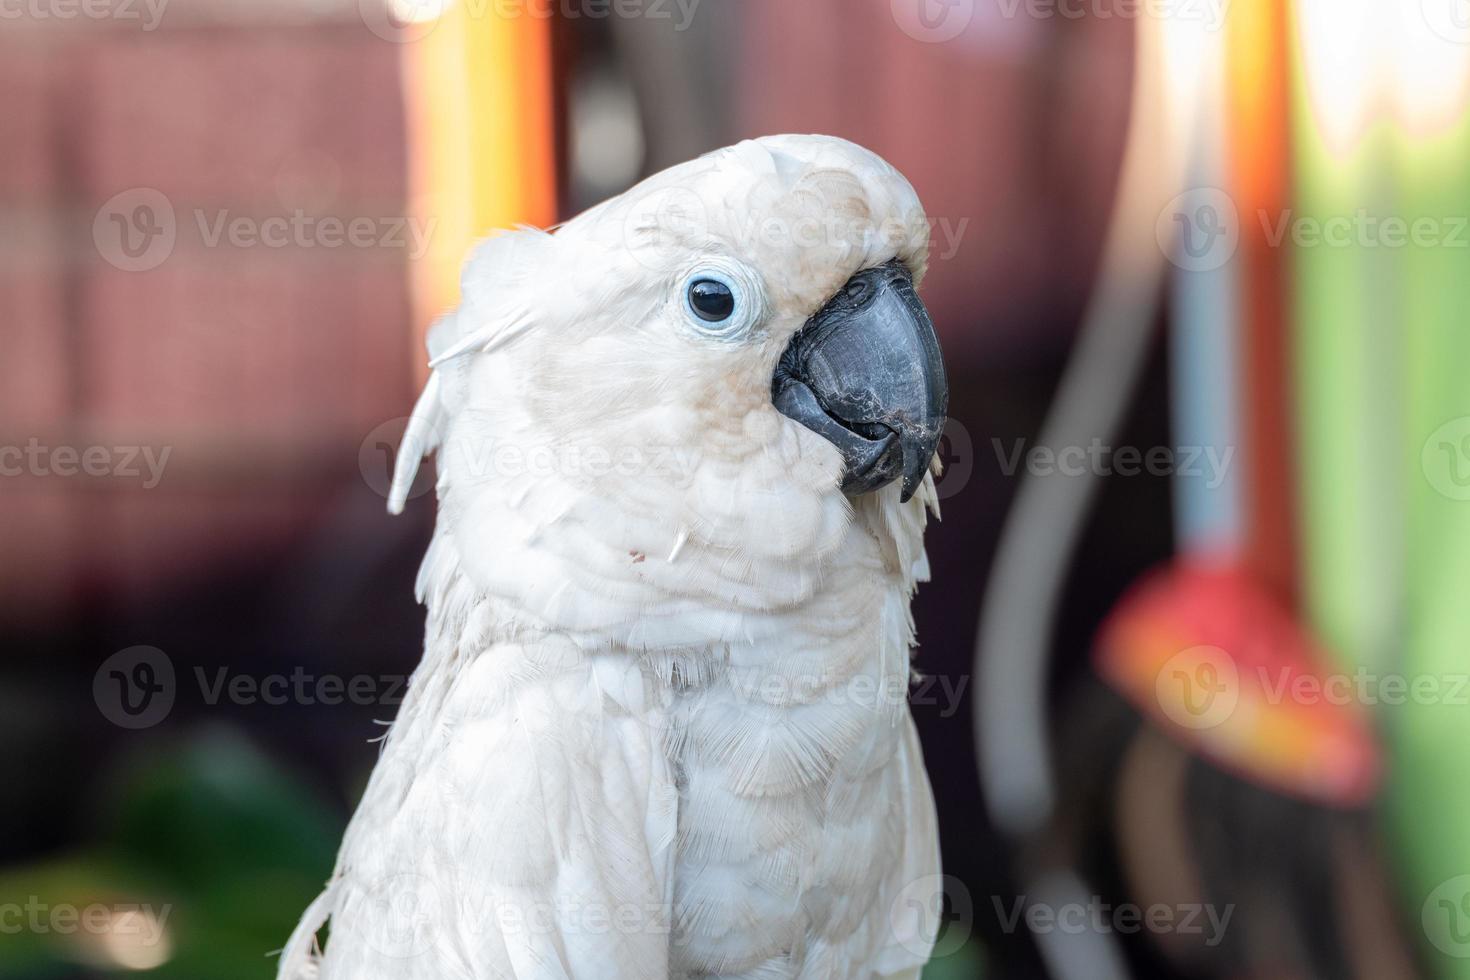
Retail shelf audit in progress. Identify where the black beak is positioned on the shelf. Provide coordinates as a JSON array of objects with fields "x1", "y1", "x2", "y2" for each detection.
[{"x1": 772, "y1": 259, "x2": 948, "y2": 502}]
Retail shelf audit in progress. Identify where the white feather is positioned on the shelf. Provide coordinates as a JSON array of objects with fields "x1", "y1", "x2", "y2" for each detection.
[{"x1": 386, "y1": 370, "x2": 443, "y2": 516}]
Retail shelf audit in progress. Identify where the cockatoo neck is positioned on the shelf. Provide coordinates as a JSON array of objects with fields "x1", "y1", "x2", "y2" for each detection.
[{"x1": 419, "y1": 403, "x2": 935, "y2": 655}]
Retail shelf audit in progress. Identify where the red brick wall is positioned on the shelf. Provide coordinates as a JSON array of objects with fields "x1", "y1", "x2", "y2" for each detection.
[
  {"x1": 0, "y1": 8, "x2": 418, "y2": 620},
  {"x1": 734, "y1": 0, "x2": 1133, "y2": 364}
]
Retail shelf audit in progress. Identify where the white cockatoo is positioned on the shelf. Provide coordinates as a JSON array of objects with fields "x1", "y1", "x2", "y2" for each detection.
[{"x1": 278, "y1": 134, "x2": 949, "y2": 980}]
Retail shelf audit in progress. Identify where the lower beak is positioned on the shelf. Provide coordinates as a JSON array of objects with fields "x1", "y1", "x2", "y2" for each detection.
[{"x1": 772, "y1": 259, "x2": 948, "y2": 502}]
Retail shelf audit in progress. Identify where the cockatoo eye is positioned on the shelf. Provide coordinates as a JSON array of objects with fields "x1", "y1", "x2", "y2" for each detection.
[
  {"x1": 688, "y1": 279, "x2": 736, "y2": 322},
  {"x1": 677, "y1": 266, "x2": 761, "y2": 342}
]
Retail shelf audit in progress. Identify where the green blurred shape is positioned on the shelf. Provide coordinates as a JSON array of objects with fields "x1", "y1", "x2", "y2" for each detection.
[
  {"x1": 103, "y1": 726, "x2": 340, "y2": 891},
  {"x1": 1395, "y1": 114, "x2": 1470, "y2": 980},
  {"x1": 922, "y1": 937, "x2": 986, "y2": 980},
  {"x1": 1288, "y1": 73, "x2": 1402, "y2": 674},
  {"x1": 0, "y1": 726, "x2": 342, "y2": 980},
  {"x1": 1289, "y1": 6, "x2": 1470, "y2": 976}
]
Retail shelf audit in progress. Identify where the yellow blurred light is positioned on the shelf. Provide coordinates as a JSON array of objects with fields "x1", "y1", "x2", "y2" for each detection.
[
  {"x1": 72, "y1": 908, "x2": 174, "y2": 973},
  {"x1": 1299, "y1": 0, "x2": 1470, "y2": 154},
  {"x1": 402, "y1": 0, "x2": 556, "y2": 376},
  {"x1": 1393, "y1": 0, "x2": 1470, "y2": 138},
  {"x1": 389, "y1": 0, "x2": 453, "y2": 24},
  {"x1": 1159, "y1": 12, "x2": 1216, "y2": 141},
  {"x1": 1296, "y1": 0, "x2": 1384, "y2": 156}
]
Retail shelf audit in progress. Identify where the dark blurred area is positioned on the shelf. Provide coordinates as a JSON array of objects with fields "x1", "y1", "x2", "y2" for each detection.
[{"x1": 6, "y1": 0, "x2": 1468, "y2": 978}]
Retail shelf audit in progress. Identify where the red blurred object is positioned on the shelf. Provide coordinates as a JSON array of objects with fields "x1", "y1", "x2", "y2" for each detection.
[{"x1": 1095, "y1": 560, "x2": 1380, "y2": 808}]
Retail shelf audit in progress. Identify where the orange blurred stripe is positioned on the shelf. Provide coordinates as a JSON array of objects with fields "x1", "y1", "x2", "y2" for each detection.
[
  {"x1": 403, "y1": 1, "x2": 557, "y2": 376},
  {"x1": 1227, "y1": 0, "x2": 1297, "y2": 608}
]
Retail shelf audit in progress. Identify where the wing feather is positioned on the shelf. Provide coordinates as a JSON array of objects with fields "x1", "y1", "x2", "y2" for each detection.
[{"x1": 278, "y1": 542, "x2": 678, "y2": 980}]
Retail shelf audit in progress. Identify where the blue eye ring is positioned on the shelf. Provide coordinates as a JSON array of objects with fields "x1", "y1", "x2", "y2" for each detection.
[{"x1": 682, "y1": 271, "x2": 747, "y2": 338}]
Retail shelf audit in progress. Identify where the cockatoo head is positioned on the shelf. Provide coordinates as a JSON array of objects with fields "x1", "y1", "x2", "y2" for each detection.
[
  {"x1": 390, "y1": 135, "x2": 947, "y2": 631},
  {"x1": 558, "y1": 134, "x2": 947, "y2": 504}
]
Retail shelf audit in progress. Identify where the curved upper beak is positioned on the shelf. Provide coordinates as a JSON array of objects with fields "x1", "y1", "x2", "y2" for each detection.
[{"x1": 772, "y1": 259, "x2": 948, "y2": 502}]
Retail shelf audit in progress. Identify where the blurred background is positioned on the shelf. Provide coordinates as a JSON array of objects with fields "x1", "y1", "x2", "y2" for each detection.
[{"x1": 4, "y1": 0, "x2": 1470, "y2": 977}]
